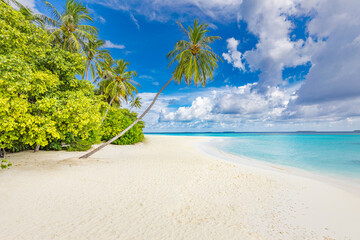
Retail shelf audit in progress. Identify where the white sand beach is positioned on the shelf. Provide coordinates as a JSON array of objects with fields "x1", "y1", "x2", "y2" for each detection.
[{"x1": 1, "y1": 135, "x2": 360, "y2": 240}]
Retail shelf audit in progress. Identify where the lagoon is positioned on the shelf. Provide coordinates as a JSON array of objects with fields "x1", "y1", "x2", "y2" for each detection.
[{"x1": 148, "y1": 132, "x2": 360, "y2": 178}]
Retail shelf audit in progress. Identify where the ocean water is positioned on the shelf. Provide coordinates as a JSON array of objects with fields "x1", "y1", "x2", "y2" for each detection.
[{"x1": 146, "y1": 132, "x2": 360, "y2": 178}]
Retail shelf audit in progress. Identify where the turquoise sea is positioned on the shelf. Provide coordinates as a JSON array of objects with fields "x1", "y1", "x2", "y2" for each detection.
[{"x1": 146, "y1": 132, "x2": 360, "y2": 179}]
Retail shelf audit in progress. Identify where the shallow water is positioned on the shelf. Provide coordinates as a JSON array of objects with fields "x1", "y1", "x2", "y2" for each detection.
[{"x1": 147, "y1": 132, "x2": 360, "y2": 178}]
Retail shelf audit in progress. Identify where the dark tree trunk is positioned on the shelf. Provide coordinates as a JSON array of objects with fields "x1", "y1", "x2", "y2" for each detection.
[
  {"x1": 80, "y1": 78, "x2": 174, "y2": 159},
  {"x1": 34, "y1": 144, "x2": 40, "y2": 152},
  {"x1": 0, "y1": 148, "x2": 5, "y2": 158}
]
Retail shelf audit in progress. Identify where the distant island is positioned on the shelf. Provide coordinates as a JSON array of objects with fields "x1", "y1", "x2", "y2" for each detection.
[{"x1": 296, "y1": 131, "x2": 318, "y2": 133}]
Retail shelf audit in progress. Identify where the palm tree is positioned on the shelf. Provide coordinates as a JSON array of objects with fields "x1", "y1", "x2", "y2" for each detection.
[
  {"x1": 44, "y1": 0, "x2": 97, "y2": 52},
  {"x1": 80, "y1": 19, "x2": 221, "y2": 158},
  {"x1": 93, "y1": 55, "x2": 114, "y2": 83},
  {"x1": 130, "y1": 97, "x2": 142, "y2": 110},
  {"x1": 100, "y1": 59, "x2": 139, "y2": 123},
  {"x1": 83, "y1": 36, "x2": 111, "y2": 81}
]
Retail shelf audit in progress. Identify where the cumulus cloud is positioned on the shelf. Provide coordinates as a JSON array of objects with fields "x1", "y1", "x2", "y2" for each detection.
[
  {"x1": 220, "y1": 0, "x2": 360, "y2": 112},
  {"x1": 284, "y1": 96, "x2": 360, "y2": 123},
  {"x1": 222, "y1": 0, "x2": 360, "y2": 104},
  {"x1": 161, "y1": 96, "x2": 213, "y2": 121},
  {"x1": 142, "y1": 84, "x2": 360, "y2": 131},
  {"x1": 160, "y1": 83, "x2": 298, "y2": 123},
  {"x1": 222, "y1": 38, "x2": 245, "y2": 71},
  {"x1": 237, "y1": 0, "x2": 315, "y2": 91},
  {"x1": 295, "y1": 0, "x2": 360, "y2": 104},
  {"x1": 103, "y1": 40, "x2": 125, "y2": 49}
]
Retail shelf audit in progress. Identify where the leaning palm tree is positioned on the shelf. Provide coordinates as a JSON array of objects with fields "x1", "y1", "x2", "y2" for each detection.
[
  {"x1": 83, "y1": 36, "x2": 111, "y2": 81},
  {"x1": 130, "y1": 97, "x2": 142, "y2": 110},
  {"x1": 44, "y1": 0, "x2": 97, "y2": 52},
  {"x1": 100, "y1": 59, "x2": 139, "y2": 123},
  {"x1": 80, "y1": 19, "x2": 221, "y2": 158}
]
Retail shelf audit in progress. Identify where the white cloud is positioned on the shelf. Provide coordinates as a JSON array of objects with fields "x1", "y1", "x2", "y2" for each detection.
[
  {"x1": 141, "y1": 83, "x2": 360, "y2": 132},
  {"x1": 103, "y1": 40, "x2": 125, "y2": 49},
  {"x1": 88, "y1": 6, "x2": 106, "y2": 23},
  {"x1": 161, "y1": 96, "x2": 213, "y2": 121},
  {"x1": 86, "y1": 0, "x2": 243, "y2": 22},
  {"x1": 238, "y1": 0, "x2": 315, "y2": 91},
  {"x1": 222, "y1": 38, "x2": 245, "y2": 71},
  {"x1": 97, "y1": 16, "x2": 106, "y2": 23},
  {"x1": 130, "y1": 13, "x2": 140, "y2": 29},
  {"x1": 139, "y1": 75, "x2": 154, "y2": 80}
]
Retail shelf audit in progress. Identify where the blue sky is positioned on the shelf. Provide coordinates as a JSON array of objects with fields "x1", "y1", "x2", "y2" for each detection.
[{"x1": 23, "y1": 0, "x2": 360, "y2": 132}]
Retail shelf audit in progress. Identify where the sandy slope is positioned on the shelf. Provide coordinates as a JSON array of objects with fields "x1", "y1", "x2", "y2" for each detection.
[{"x1": 0, "y1": 135, "x2": 359, "y2": 240}]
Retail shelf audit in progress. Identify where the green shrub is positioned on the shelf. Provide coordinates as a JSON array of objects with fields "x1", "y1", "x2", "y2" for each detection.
[
  {"x1": 43, "y1": 140, "x2": 63, "y2": 151},
  {"x1": 101, "y1": 108, "x2": 144, "y2": 145},
  {"x1": 66, "y1": 130, "x2": 102, "y2": 151},
  {"x1": 1, "y1": 159, "x2": 12, "y2": 169}
]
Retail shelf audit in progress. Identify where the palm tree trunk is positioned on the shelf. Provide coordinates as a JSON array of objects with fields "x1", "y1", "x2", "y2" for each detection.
[
  {"x1": 101, "y1": 95, "x2": 116, "y2": 124},
  {"x1": 85, "y1": 60, "x2": 90, "y2": 81},
  {"x1": 80, "y1": 77, "x2": 174, "y2": 159},
  {"x1": 34, "y1": 144, "x2": 40, "y2": 152}
]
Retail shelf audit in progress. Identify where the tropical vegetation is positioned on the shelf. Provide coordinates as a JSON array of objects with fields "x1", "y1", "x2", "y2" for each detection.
[{"x1": 0, "y1": 0, "x2": 144, "y2": 163}]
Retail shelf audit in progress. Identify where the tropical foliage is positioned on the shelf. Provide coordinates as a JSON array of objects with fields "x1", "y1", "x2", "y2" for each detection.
[
  {"x1": 83, "y1": 36, "x2": 110, "y2": 81},
  {"x1": 130, "y1": 97, "x2": 142, "y2": 110},
  {"x1": 44, "y1": 0, "x2": 97, "y2": 52},
  {"x1": 102, "y1": 108, "x2": 144, "y2": 145},
  {"x1": 0, "y1": 1, "x2": 144, "y2": 157},
  {"x1": 99, "y1": 59, "x2": 139, "y2": 122},
  {"x1": 1, "y1": 159, "x2": 12, "y2": 169},
  {"x1": 167, "y1": 20, "x2": 222, "y2": 86},
  {"x1": 0, "y1": 2, "x2": 103, "y2": 152}
]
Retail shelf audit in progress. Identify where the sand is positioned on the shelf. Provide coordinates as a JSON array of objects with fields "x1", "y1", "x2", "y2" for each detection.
[{"x1": 0, "y1": 135, "x2": 360, "y2": 240}]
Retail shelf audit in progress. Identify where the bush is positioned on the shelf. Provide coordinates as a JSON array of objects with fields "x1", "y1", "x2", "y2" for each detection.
[
  {"x1": 66, "y1": 130, "x2": 102, "y2": 151},
  {"x1": 101, "y1": 108, "x2": 144, "y2": 145},
  {"x1": 1, "y1": 159, "x2": 12, "y2": 169},
  {"x1": 0, "y1": 3, "x2": 102, "y2": 152}
]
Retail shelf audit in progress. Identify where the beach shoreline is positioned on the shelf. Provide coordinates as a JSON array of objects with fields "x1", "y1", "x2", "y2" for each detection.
[
  {"x1": 0, "y1": 135, "x2": 359, "y2": 239},
  {"x1": 197, "y1": 136, "x2": 360, "y2": 197}
]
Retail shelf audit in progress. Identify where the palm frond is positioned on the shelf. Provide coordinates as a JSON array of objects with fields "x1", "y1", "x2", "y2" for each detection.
[{"x1": 168, "y1": 19, "x2": 222, "y2": 87}]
